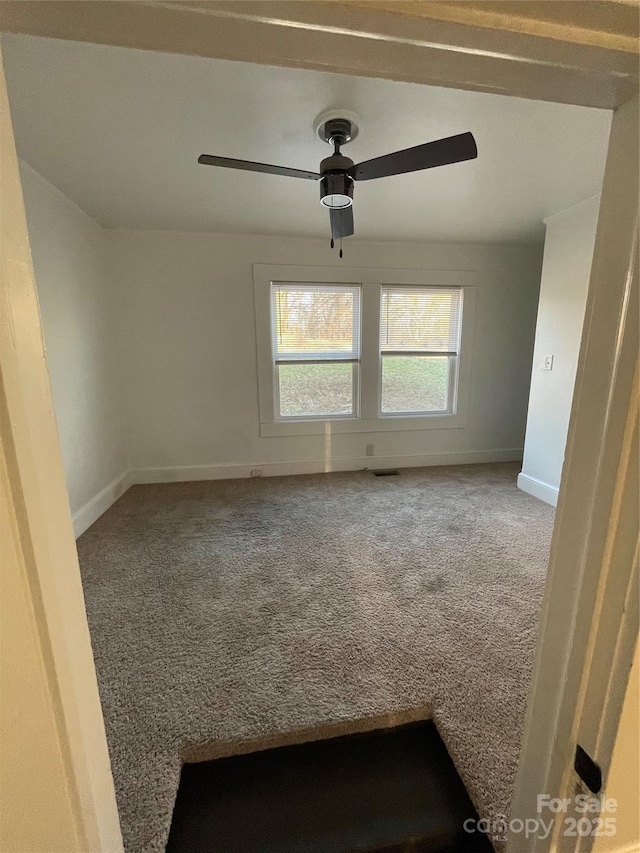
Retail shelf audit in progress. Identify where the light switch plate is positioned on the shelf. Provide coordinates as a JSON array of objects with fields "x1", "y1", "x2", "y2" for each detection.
[{"x1": 544, "y1": 355, "x2": 554, "y2": 371}]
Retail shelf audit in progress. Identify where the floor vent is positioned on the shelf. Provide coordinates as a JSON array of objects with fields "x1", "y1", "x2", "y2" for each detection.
[{"x1": 372, "y1": 469, "x2": 400, "y2": 477}]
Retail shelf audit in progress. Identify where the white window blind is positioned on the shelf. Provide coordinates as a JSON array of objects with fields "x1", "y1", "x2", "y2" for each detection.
[
  {"x1": 380, "y1": 286, "x2": 462, "y2": 356},
  {"x1": 271, "y1": 284, "x2": 361, "y2": 363}
]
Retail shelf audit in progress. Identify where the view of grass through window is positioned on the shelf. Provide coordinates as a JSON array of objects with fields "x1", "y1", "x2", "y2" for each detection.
[
  {"x1": 381, "y1": 356, "x2": 449, "y2": 413},
  {"x1": 278, "y1": 363, "x2": 354, "y2": 417},
  {"x1": 278, "y1": 357, "x2": 449, "y2": 418}
]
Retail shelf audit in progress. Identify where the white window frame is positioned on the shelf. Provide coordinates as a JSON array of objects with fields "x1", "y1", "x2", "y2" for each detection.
[
  {"x1": 254, "y1": 264, "x2": 476, "y2": 438},
  {"x1": 271, "y1": 282, "x2": 362, "y2": 422},
  {"x1": 378, "y1": 285, "x2": 464, "y2": 418}
]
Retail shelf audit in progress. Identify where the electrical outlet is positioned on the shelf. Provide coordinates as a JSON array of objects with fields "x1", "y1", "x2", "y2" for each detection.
[
  {"x1": 544, "y1": 354, "x2": 554, "y2": 371},
  {"x1": 250, "y1": 469, "x2": 263, "y2": 478},
  {"x1": 366, "y1": 443, "x2": 374, "y2": 457}
]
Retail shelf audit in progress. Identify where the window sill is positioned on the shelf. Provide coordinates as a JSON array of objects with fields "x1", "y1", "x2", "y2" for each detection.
[{"x1": 259, "y1": 413, "x2": 467, "y2": 437}]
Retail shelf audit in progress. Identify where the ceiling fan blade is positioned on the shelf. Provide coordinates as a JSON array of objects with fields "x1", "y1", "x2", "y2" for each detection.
[
  {"x1": 198, "y1": 154, "x2": 320, "y2": 180},
  {"x1": 348, "y1": 132, "x2": 477, "y2": 182},
  {"x1": 330, "y1": 206, "x2": 354, "y2": 240}
]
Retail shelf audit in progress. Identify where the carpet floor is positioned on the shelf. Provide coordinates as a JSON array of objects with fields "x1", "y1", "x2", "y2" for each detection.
[{"x1": 77, "y1": 462, "x2": 554, "y2": 853}]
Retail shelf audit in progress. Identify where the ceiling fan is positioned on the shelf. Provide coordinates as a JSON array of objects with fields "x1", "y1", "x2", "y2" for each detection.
[{"x1": 198, "y1": 112, "x2": 477, "y2": 256}]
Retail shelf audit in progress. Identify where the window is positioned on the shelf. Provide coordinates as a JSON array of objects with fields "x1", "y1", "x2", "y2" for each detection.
[
  {"x1": 271, "y1": 284, "x2": 361, "y2": 419},
  {"x1": 254, "y1": 265, "x2": 475, "y2": 437},
  {"x1": 380, "y1": 286, "x2": 462, "y2": 415}
]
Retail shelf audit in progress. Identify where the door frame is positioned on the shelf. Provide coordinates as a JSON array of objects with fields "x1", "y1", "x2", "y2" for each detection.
[
  {"x1": 0, "y1": 45, "x2": 124, "y2": 852},
  {"x1": 510, "y1": 91, "x2": 638, "y2": 853},
  {"x1": 0, "y1": 4, "x2": 637, "y2": 851}
]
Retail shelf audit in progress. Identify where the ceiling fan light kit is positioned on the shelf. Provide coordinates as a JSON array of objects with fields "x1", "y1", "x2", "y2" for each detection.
[
  {"x1": 198, "y1": 111, "x2": 477, "y2": 256},
  {"x1": 319, "y1": 172, "x2": 354, "y2": 209}
]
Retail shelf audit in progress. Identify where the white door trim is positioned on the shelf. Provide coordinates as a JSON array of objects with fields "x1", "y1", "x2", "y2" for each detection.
[
  {"x1": 0, "y1": 42, "x2": 123, "y2": 852},
  {"x1": 510, "y1": 93, "x2": 638, "y2": 852},
  {"x1": 0, "y1": 1, "x2": 636, "y2": 109}
]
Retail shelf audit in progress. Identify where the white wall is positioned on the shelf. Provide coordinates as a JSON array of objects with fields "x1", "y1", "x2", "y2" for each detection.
[
  {"x1": 19, "y1": 162, "x2": 544, "y2": 517},
  {"x1": 518, "y1": 196, "x2": 600, "y2": 506},
  {"x1": 20, "y1": 164, "x2": 129, "y2": 532},
  {"x1": 111, "y1": 230, "x2": 543, "y2": 479}
]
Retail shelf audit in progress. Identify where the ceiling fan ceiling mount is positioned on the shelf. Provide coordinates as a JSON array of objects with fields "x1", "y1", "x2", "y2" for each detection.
[
  {"x1": 318, "y1": 117, "x2": 358, "y2": 149},
  {"x1": 314, "y1": 109, "x2": 360, "y2": 148}
]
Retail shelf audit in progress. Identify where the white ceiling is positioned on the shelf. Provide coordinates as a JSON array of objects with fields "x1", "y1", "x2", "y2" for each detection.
[{"x1": 3, "y1": 34, "x2": 612, "y2": 245}]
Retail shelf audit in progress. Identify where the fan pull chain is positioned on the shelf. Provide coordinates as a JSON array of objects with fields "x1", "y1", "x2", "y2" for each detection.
[{"x1": 329, "y1": 235, "x2": 343, "y2": 257}]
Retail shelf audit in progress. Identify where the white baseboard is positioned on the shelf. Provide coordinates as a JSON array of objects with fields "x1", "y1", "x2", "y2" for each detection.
[
  {"x1": 517, "y1": 472, "x2": 559, "y2": 507},
  {"x1": 72, "y1": 471, "x2": 133, "y2": 538},
  {"x1": 72, "y1": 451, "x2": 524, "y2": 537},
  {"x1": 133, "y1": 448, "x2": 523, "y2": 485}
]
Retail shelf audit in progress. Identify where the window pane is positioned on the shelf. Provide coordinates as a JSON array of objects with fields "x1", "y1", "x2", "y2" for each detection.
[
  {"x1": 272, "y1": 285, "x2": 360, "y2": 359},
  {"x1": 381, "y1": 356, "x2": 449, "y2": 413},
  {"x1": 278, "y1": 363, "x2": 354, "y2": 418}
]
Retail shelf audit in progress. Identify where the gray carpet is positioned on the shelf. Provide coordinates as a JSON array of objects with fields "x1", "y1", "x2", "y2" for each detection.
[{"x1": 77, "y1": 462, "x2": 554, "y2": 853}]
